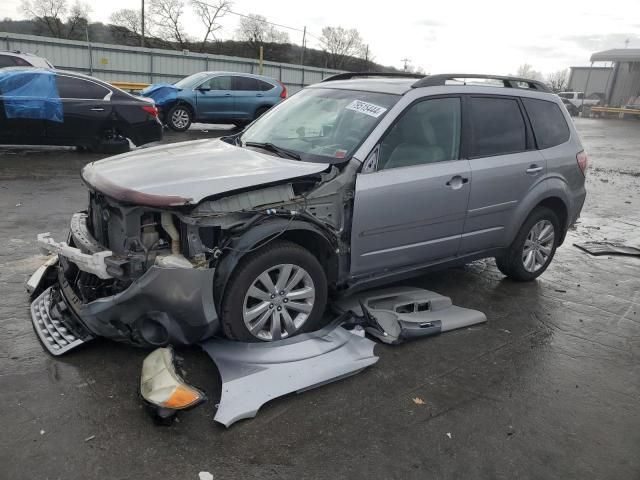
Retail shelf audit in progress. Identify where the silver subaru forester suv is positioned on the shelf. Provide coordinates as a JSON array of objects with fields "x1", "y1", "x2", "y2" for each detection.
[{"x1": 30, "y1": 73, "x2": 587, "y2": 354}]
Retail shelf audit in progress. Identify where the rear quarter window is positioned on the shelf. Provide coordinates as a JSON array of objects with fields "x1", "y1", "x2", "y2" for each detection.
[
  {"x1": 522, "y1": 98, "x2": 570, "y2": 149},
  {"x1": 258, "y1": 80, "x2": 275, "y2": 91}
]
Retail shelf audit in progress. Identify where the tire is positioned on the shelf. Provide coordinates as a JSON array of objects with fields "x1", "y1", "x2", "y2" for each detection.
[
  {"x1": 254, "y1": 106, "x2": 270, "y2": 120},
  {"x1": 495, "y1": 207, "x2": 561, "y2": 282},
  {"x1": 167, "y1": 104, "x2": 192, "y2": 131},
  {"x1": 221, "y1": 240, "x2": 328, "y2": 342}
]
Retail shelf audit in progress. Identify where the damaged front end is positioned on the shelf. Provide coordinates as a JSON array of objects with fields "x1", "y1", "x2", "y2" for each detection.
[{"x1": 28, "y1": 143, "x2": 355, "y2": 355}]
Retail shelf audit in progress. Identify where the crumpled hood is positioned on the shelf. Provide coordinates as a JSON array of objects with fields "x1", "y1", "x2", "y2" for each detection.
[{"x1": 81, "y1": 139, "x2": 329, "y2": 207}]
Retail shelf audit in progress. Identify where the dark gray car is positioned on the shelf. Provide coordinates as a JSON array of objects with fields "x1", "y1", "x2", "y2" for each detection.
[{"x1": 30, "y1": 73, "x2": 587, "y2": 354}]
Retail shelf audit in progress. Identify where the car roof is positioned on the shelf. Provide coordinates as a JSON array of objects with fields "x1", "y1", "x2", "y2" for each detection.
[{"x1": 309, "y1": 74, "x2": 556, "y2": 99}]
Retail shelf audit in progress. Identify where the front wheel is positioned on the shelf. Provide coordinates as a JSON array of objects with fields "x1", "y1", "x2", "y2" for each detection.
[
  {"x1": 221, "y1": 240, "x2": 328, "y2": 342},
  {"x1": 496, "y1": 207, "x2": 560, "y2": 281},
  {"x1": 167, "y1": 104, "x2": 192, "y2": 131}
]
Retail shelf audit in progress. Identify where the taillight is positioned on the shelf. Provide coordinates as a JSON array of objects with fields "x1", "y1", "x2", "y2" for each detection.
[
  {"x1": 142, "y1": 105, "x2": 158, "y2": 117},
  {"x1": 278, "y1": 81, "x2": 287, "y2": 99},
  {"x1": 576, "y1": 150, "x2": 588, "y2": 176}
]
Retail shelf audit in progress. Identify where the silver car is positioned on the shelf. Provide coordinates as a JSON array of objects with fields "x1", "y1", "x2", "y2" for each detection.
[{"x1": 30, "y1": 73, "x2": 587, "y2": 353}]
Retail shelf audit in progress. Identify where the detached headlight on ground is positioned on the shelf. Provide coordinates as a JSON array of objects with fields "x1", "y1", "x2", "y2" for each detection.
[{"x1": 140, "y1": 347, "x2": 205, "y2": 422}]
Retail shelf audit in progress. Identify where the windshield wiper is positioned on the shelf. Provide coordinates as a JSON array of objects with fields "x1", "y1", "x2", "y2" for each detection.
[{"x1": 244, "y1": 141, "x2": 301, "y2": 161}]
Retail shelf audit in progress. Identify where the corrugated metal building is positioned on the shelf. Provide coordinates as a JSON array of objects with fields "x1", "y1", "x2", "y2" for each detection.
[
  {"x1": 0, "y1": 32, "x2": 343, "y2": 93},
  {"x1": 567, "y1": 66, "x2": 613, "y2": 97},
  {"x1": 588, "y1": 49, "x2": 640, "y2": 106}
]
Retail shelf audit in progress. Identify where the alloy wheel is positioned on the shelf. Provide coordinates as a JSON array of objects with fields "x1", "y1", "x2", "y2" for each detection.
[
  {"x1": 242, "y1": 264, "x2": 315, "y2": 341},
  {"x1": 171, "y1": 108, "x2": 190, "y2": 129},
  {"x1": 522, "y1": 220, "x2": 555, "y2": 273}
]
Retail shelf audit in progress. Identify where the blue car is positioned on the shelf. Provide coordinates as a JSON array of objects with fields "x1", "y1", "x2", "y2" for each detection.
[{"x1": 142, "y1": 72, "x2": 287, "y2": 131}]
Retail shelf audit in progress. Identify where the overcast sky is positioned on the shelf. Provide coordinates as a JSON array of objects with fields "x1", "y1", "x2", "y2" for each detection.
[{"x1": 2, "y1": 0, "x2": 639, "y2": 75}]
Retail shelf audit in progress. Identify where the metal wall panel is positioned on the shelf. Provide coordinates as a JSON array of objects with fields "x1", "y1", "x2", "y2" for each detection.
[{"x1": 1, "y1": 32, "x2": 343, "y2": 90}]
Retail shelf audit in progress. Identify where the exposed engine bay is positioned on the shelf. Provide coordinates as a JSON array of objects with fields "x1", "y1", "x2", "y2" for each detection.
[{"x1": 32, "y1": 144, "x2": 357, "y2": 351}]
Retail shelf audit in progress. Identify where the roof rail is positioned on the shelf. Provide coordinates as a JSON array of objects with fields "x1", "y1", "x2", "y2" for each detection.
[
  {"x1": 322, "y1": 72, "x2": 425, "y2": 82},
  {"x1": 411, "y1": 74, "x2": 551, "y2": 93}
]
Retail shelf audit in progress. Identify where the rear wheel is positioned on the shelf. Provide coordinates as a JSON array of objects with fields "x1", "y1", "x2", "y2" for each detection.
[
  {"x1": 496, "y1": 207, "x2": 560, "y2": 281},
  {"x1": 221, "y1": 240, "x2": 328, "y2": 342},
  {"x1": 167, "y1": 104, "x2": 192, "y2": 131}
]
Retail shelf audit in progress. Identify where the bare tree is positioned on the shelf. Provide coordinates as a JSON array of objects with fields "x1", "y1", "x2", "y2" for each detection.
[
  {"x1": 191, "y1": 0, "x2": 231, "y2": 52},
  {"x1": 516, "y1": 63, "x2": 544, "y2": 81},
  {"x1": 319, "y1": 26, "x2": 366, "y2": 69},
  {"x1": 66, "y1": 1, "x2": 90, "y2": 39},
  {"x1": 110, "y1": 8, "x2": 143, "y2": 42},
  {"x1": 546, "y1": 68, "x2": 569, "y2": 93},
  {"x1": 20, "y1": 0, "x2": 67, "y2": 37},
  {"x1": 235, "y1": 14, "x2": 289, "y2": 45},
  {"x1": 150, "y1": 0, "x2": 188, "y2": 48}
]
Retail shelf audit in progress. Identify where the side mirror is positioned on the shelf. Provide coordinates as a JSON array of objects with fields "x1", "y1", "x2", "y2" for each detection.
[{"x1": 197, "y1": 87, "x2": 210, "y2": 92}]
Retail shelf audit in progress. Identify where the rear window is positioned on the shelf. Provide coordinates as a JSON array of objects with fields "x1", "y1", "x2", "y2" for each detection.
[
  {"x1": 523, "y1": 98, "x2": 570, "y2": 149},
  {"x1": 56, "y1": 75, "x2": 110, "y2": 99},
  {"x1": 469, "y1": 97, "x2": 527, "y2": 157}
]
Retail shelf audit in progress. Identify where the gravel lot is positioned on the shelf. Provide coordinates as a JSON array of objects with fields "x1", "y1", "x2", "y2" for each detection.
[{"x1": 1, "y1": 118, "x2": 639, "y2": 479}]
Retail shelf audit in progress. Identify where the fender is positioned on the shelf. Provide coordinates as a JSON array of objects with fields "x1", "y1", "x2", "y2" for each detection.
[
  {"x1": 503, "y1": 177, "x2": 571, "y2": 245},
  {"x1": 213, "y1": 218, "x2": 337, "y2": 310}
]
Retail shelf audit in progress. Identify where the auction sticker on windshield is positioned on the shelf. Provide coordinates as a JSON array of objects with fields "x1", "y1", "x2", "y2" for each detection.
[{"x1": 345, "y1": 100, "x2": 387, "y2": 118}]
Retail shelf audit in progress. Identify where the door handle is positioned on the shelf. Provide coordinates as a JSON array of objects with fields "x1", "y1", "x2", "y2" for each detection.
[
  {"x1": 526, "y1": 165, "x2": 543, "y2": 175},
  {"x1": 90, "y1": 107, "x2": 105, "y2": 111},
  {"x1": 256, "y1": 93, "x2": 264, "y2": 97},
  {"x1": 224, "y1": 93, "x2": 232, "y2": 97},
  {"x1": 445, "y1": 175, "x2": 469, "y2": 189}
]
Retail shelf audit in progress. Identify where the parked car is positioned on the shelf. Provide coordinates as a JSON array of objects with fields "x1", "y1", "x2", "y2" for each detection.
[
  {"x1": 141, "y1": 71, "x2": 287, "y2": 131},
  {"x1": 558, "y1": 91, "x2": 599, "y2": 112},
  {"x1": 0, "y1": 50, "x2": 53, "y2": 68},
  {"x1": 0, "y1": 68, "x2": 163, "y2": 152},
  {"x1": 30, "y1": 72, "x2": 587, "y2": 354},
  {"x1": 560, "y1": 96, "x2": 579, "y2": 116}
]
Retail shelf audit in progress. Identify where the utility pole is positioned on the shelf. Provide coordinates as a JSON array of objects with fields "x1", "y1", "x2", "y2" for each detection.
[
  {"x1": 299, "y1": 26, "x2": 306, "y2": 65},
  {"x1": 141, "y1": 0, "x2": 145, "y2": 48},
  {"x1": 365, "y1": 44, "x2": 369, "y2": 67},
  {"x1": 401, "y1": 58, "x2": 411, "y2": 72}
]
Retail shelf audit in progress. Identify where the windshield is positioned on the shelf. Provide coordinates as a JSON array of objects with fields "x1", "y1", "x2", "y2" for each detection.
[
  {"x1": 241, "y1": 87, "x2": 399, "y2": 163},
  {"x1": 174, "y1": 72, "x2": 209, "y2": 89}
]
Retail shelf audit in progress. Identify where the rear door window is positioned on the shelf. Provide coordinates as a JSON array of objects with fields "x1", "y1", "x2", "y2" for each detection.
[
  {"x1": 233, "y1": 76, "x2": 259, "y2": 91},
  {"x1": 523, "y1": 98, "x2": 570, "y2": 149},
  {"x1": 56, "y1": 76, "x2": 110, "y2": 99},
  {"x1": 468, "y1": 96, "x2": 527, "y2": 157}
]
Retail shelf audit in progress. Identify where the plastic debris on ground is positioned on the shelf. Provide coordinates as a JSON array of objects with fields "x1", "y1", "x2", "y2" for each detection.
[
  {"x1": 334, "y1": 286, "x2": 487, "y2": 344},
  {"x1": 140, "y1": 287, "x2": 487, "y2": 427},
  {"x1": 0, "y1": 69, "x2": 63, "y2": 122},
  {"x1": 574, "y1": 241, "x2": 640, "y2": 257}
]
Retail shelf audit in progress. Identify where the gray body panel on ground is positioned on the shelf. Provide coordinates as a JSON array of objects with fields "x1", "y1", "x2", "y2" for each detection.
[
  {"x1": 200, "y1": 322, "x2": 378, "y2": 427},
  {"x1": 335, "y1": 286, "x2": 487, "y2": 344}
]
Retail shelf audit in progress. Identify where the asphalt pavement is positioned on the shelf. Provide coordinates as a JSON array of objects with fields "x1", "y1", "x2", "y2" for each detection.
[{"x1": 0, "y1": 119, "x2": 638, "y2": 479}]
